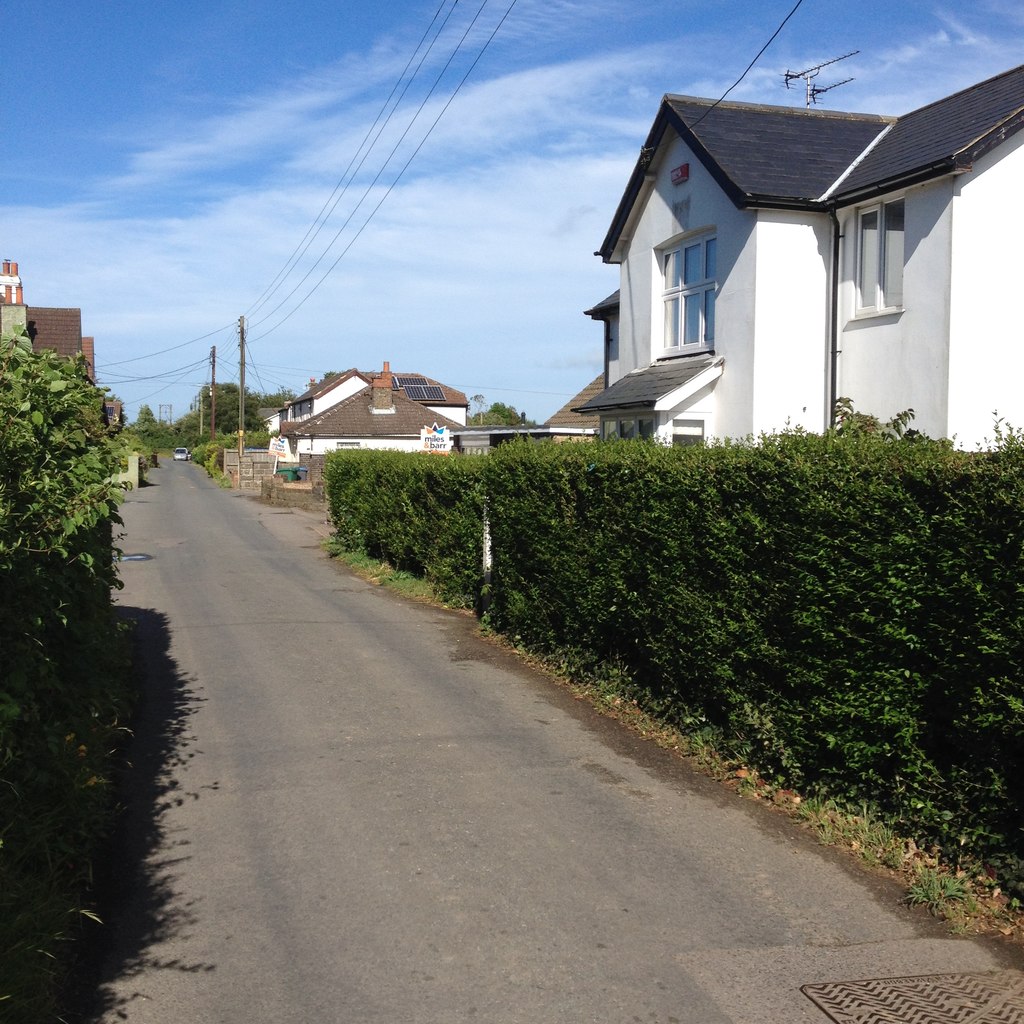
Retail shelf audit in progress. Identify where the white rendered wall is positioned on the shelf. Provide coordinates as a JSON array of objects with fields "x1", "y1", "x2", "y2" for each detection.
[
  {"x1": 312, "y1": 376, "x2": 369, "y2": 416},
  {"x1": 836, "y1": 179, "x2": 953, "y2": 438},
  {"x1": 750, "y1": 211, "x2": 830, "y2": 436},
  {"x1": 613, "y1": 133, "x2": 755, "y2": 439},
  {"x1": 948, "y1": 131, "x2": 1024, "y2": 448}
]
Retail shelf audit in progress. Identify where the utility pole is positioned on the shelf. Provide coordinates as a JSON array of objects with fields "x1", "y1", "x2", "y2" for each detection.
[
  {"x1": 210, "y1": 345, "x2": 217, "y2": 440},
  {"x1": 238, "y1": 316, "x2": 246, "y2": 461},
  {"x1": 199, "y1": 387, "x2": 204, "y2": 437}
]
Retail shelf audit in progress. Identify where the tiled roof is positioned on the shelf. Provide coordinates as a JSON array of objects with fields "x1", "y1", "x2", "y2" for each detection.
[
  {"x1": 283, "y1": 386, "x2": 465, "y2": 439},
  {"x1": 548, "y1": 374, "x2": 604, "y2": 428},
  {"x1": 290, "y1": 369, "x2": 467, "y2": 409},
  {"x1": 834, "y1": 63, "x2": 1024, "y2": 200},
  {"x1": 576, "y1": 355, "x2": 718, "y2": 413},
  {"x1": 26, "y1": 307, "x2": 82, "y2": 360}
]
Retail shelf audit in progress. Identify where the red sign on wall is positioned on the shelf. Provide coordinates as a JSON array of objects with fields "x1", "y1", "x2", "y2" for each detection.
[{"x1": 671, "y1": 163, "x2": 690, "y2": 185}]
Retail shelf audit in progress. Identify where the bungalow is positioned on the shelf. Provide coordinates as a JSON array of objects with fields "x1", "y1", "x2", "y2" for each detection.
[
  {"x1": 282, "y1": 362, "x2": 467, "y2": 455},
  {"x1": 579, "y1": 64, "x2": 1024, "y2": 449}
]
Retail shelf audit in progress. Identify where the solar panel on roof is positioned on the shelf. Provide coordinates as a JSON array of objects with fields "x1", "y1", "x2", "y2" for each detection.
[
  {"x1": 395, "y1": 375, "x2": 429, "y2": 388},
  {"x1": 404, "y1": 384, "x2": 446, "y2": 402}
]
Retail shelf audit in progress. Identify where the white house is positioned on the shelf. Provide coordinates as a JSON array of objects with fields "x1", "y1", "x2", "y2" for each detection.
[
  {"x1": 579, "y1": 64, "x2": 1024, "y2": 449},
  {"x1": 281, "y1": 362, "x2": 467, "y2": 455},
  {"x1": 277, "y1": 364, "x2": 468, "y2": 432}
]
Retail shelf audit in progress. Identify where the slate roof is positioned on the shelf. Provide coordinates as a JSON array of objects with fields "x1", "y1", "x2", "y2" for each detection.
[
  {"x1": 283, "y1": 385, "x2": 464, "y2": 439},
  {"x1": 599, "y1": 63, "x2": 1024, "y2": 260},
  {"x1": 26, "y1": 307, "x2": 82, "y2": 360},
  {"x1": 576, "y1": 355, "x2": 719, "y2": 413},
  {"x1": 545, "y1": 374, "x2": 604, "y2": 429},
  {"x1": 664, "y1": 97, "x2": 889, "y2": 203},
  {"x1": 833, "y1": 63, "x2": 1024, "y2": 201},
  {"x1": 584, "y1": 290, "x2": 620, "y2": 319}
]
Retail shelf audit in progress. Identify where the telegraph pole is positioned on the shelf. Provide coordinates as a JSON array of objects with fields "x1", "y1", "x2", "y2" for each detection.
[
  {"x1": 210, "y1": 345, "x2": 217, "y2": 440},
  {"x1": 238, "y1": 316, "x2": 246, "y2": 461}
]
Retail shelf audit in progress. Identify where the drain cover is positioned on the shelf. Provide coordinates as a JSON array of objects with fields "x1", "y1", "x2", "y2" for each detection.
[{"x1": 802, "y1": 970, "x2": 1024, "y2": 1023}]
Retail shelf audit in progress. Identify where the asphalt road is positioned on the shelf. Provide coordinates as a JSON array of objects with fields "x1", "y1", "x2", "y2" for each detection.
[{"x1": 84, "y1": 461, "x2": 1019, "y2": 1023}]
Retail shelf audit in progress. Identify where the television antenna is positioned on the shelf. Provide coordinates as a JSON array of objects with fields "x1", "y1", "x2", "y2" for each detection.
[{"x1": 784, "y1": 50, "x2": 859, "y2": 107}]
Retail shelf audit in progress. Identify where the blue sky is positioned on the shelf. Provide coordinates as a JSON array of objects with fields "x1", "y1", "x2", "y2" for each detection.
[{"x1": 5, "y1": 0, "x2": 1024, "y2": 423}]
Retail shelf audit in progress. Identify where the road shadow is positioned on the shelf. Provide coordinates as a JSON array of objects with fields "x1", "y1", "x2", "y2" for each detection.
[{"x1": 64, "y1": 607, "x2": 214, "y2": 1023}]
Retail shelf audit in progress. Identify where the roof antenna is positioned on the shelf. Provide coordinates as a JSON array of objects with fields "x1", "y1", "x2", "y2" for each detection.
[{"x1": 784, "y1": 50, "x2": 859, "y2": 107}]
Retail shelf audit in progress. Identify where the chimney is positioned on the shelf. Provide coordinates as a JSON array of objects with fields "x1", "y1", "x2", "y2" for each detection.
[{"x1": 372, "y1": 360, "x2": 394, "y2": 412}]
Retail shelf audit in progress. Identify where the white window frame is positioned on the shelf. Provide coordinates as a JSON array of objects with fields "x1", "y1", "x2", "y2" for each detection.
[
  {"x1": 601, "y1": 415, "x2": 656, "y2": 441},
  {"x1": 856, "y1": 199, "x2": 904, "y2": 313},
  {"x1": 661, "y1": 233, "x2": 717, "y2": 351}
]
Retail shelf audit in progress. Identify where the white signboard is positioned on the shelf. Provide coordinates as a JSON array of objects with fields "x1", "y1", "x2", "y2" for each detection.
[{"x1": 420, "y1": 423, "x2": 452, "y2": 455}]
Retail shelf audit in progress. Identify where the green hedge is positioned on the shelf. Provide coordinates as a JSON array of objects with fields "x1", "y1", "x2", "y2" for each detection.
[
  {"x1": 1, "y1": 328, "x2": 133, "y2": 1020},
  {"x1": 323, "y1": 435, "x2": 1024, "y2": 889},
  {"x1": 324, "y1": 450, "x2": 485, "y2": 607}
]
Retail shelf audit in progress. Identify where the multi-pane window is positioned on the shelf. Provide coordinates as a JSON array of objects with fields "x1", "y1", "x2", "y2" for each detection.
[
  {"x1": 601, "y1": 416, "x2": 655, "y2": 441},
  {"x1": 663, "y1": 235, "x2": 716, "y2": 348},
  {"x1": 857, "y1": 199, "x2": 904, "y2": 311}
]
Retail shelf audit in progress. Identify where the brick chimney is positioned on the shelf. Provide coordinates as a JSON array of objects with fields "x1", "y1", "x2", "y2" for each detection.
[
  {"x1": 0, "y1": 260, "x2": 23, "y2": 304},
  {"x1": 372, "y1": 360, "x2": 394, "y2": 412}
]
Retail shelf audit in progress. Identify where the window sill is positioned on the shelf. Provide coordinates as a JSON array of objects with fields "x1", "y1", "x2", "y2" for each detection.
[
  {"x1": 848, "y1": 305, "x2": 904, "y2": 323},
  {"x1": 657, "y1": 344, "x2": 714, "y2": 360}
]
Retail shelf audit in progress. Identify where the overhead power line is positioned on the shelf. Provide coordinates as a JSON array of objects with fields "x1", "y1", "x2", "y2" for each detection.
[
  {"x1": 245, "y1": 0, "x2": 463, "y2": 320},
  {"x1": 689, "y1": 0, "x2": 806, "y2": 129},
  {"x1": 249, "y1": 0, "x2": 520, "y2": 343}
]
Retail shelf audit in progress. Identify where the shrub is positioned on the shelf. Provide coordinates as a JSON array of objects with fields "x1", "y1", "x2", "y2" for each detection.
[{"x1": 0, "y1": 326, "x2": 133, "y2": 1019}]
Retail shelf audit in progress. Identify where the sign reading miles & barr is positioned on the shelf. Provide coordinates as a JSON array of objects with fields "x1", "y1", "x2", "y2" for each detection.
[{"x1": 420, "y1": 423, "x2": 451, "y2": 454}]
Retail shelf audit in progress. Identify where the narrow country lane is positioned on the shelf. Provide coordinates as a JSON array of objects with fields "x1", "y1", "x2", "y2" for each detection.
[{"x1": 84, "y1": 462, "x2": 1019, "y2": 1024}]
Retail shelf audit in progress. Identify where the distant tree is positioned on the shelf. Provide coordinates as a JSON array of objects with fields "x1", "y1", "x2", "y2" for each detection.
[
  {"x1": 471, "y1": 394, "x2": 486, "y2": 424},
  {"x1": 479, "y1": 402, "x2": 526, "y2": 426},
  {"x1": 133, "y1": 404, "x2": 158, "y2": 431}
]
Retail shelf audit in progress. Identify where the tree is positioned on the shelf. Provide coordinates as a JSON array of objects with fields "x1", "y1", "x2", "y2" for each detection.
[{"x1": 478, "y1": 402, "x2": 526, "y2": 426}]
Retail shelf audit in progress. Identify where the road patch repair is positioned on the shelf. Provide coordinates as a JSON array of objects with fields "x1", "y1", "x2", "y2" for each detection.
[{"x1": 802, "y1": 969, "x2": 1024, "y2": 1022}]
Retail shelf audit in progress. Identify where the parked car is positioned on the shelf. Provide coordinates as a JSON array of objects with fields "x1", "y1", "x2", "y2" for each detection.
[{"x1": 173, "y1": 447, "x2": 191, "y2": 461}]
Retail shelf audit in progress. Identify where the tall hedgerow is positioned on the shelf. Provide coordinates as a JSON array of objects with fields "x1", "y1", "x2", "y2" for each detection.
[{"x1": 0, "y1": 325, "x2": 133, "y2": 1020}]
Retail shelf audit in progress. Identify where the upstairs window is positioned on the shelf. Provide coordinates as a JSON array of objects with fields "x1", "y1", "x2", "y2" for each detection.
[
  {"x1": 857, "y1": 199, "x2": 904, "y2": 312},
  {"x1": 663, "y1": 235, "x2": 716, "y2": 349}
]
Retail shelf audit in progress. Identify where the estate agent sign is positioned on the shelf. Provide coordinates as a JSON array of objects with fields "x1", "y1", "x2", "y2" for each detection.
[{"x1": 420, "y1": 423, "x2": 451, "y2": 454}]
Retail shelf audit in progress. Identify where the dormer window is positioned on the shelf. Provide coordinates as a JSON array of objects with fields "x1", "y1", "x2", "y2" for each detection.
[
  {"x1": 857, "y1": 199, "x2": 904, "y2": 312},
  {"x1": 663, "y1": 234, "x2": 716, "y2": 349}
]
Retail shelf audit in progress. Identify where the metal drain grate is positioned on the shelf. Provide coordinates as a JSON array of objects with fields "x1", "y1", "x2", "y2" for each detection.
[{"x1": 802, "y1": 970, "x2": 1024, "y2": 1023}]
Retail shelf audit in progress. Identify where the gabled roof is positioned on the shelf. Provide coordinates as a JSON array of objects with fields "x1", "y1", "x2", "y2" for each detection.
[
  {"x1": 599, "y1": 63, "x2": 1024, "y2": 260},
  {"x1": 290, "y1": 368, "x2": 467, "y2": 409},
  {"x1": 663, "y1": 97, "x2": 889, "y2": 204},
  {"x1": 292, "y1": 369, "x2": 369, "y2": 404},
  {"x1": 576, "y1": 355, "x2": 719, "y2": 413},
  {"x1": 283, "y1": 386, "x2": 464, "y2": 439}
]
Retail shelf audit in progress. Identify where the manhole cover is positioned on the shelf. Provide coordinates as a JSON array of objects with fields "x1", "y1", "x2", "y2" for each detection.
[{"x1": 803, "y1": 971, "x2": 1024, "y2": 1023}]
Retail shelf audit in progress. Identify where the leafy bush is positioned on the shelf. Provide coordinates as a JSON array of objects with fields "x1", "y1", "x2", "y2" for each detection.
[{"x1": 0, "y1": 327, "x2": 133, "y2": 1020}]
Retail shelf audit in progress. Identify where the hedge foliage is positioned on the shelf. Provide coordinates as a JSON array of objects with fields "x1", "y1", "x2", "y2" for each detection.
[
  {"x1": 323, "y1": 433, "x2": 1024, "y2": 889},
  {"x1": 1, "y1": 327, "x2": 133, "y2": 1020},
  {"x1": 324, "y1": 449, "x2": 485, "y2": 607}
]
